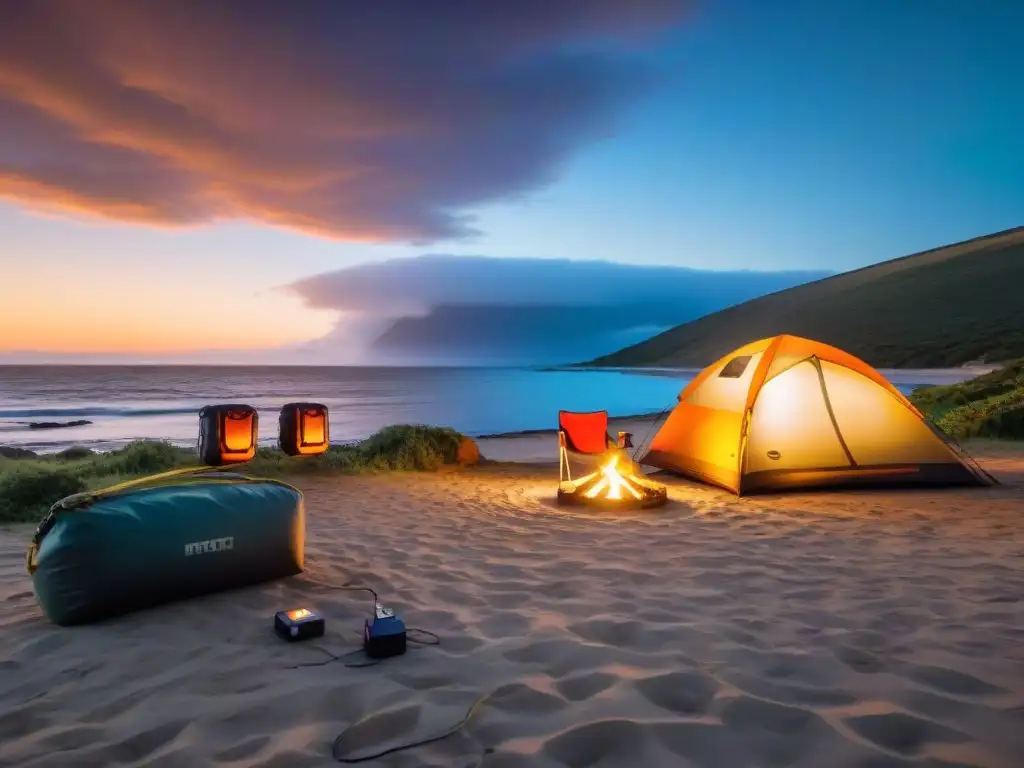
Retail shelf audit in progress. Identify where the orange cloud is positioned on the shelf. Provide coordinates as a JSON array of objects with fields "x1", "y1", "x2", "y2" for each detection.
[{"x1": 0, "y1": 0, "x2": 690, "y2": 243}]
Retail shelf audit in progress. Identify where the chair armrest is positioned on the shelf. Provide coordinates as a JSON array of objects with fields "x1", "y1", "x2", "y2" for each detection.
[
  {"x1": 558, "y1": 430, "x2": 567, "y2": 449},
  {"x1": 616, "y1": 431, "x2": 633, "y2": 449}
]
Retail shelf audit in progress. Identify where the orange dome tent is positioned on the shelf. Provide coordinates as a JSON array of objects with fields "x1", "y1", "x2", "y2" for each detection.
[{"x1": 642, "y1": 335, "x2": 993, "y2": 494}]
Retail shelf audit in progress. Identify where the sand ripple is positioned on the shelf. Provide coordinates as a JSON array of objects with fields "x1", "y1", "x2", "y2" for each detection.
[{"x1": 1, "y1": 457, "x2": 1023, "y2": 767}]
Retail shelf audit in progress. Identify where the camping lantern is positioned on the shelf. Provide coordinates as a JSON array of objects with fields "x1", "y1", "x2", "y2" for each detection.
[
  {"x1": 198, "y1": 404, "x2": 258, "y2": 465},
  {"x1": 279, "y1": 402, "x2": 330, "y2": 456}
]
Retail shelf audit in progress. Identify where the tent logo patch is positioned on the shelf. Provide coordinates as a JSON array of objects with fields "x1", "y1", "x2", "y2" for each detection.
[
  {"x1": 184, "y1": 537, "x2": 234, "y2": 556},
  {"x1": 767, "y1": 450, "x2": 781, "y2": 461}
]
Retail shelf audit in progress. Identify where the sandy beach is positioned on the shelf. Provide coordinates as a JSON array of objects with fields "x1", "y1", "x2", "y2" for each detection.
[{"x1": 2, "y1": 439, "x2": 1023, "y2": 767}]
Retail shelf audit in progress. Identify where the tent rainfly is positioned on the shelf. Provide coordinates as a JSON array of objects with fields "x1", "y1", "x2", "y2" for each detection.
[{"x1": 643, "y1": 335, "x2": 994, "y2": 494}]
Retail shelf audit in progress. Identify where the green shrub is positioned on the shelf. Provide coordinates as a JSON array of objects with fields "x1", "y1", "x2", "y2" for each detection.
[
  {"x1": 911, "y1": 359, "x2": 1024, "y2": 440},
  {"x1": 93, "y1": 440, "x2": 194, "y2": 476},
  {"x1": 250, "y1": 426, "x2": 466, "y2": 474},
  {"x1": 360, "y1": 425, "x2": 463, "y2": 468},
  {"x1": 0, "y1": 467, "x2": 86, "y2": 523},
  {"x1": 54, "y1": 446, "x2": 96, "y2": 461},
  {"x1": 315, "y1": 445, "x2": 367, "y2": 472},
  {"x1": 0, "y1": 424, "x2": 474, "y2": 524}
]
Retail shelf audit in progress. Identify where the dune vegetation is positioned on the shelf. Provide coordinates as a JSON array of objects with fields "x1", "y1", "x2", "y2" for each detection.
[
  {"x1": 909, "y1": 358, "x2": 1024, "y2": 441},
  {"x1": 0, "y1": 425, "x2": 474, "y2": 524}
]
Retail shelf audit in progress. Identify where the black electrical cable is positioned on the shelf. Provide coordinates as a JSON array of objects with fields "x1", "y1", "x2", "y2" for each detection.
[
  {"x1": 406, "y1": 628, "x2": 440, "y2": 646},
  {"x1": 287, "y1": 627, "x2": 439, "y2": 671},
  {"x1": 331, "y1": 689, "x2": 495, "y2": 764},
  {"x1": 298, "y1": 575, "x2": 380, "y2": 613},
  {"x1": 290, "y1": 574, "x2": 486, "y2": 762},
  {"x1": 285, "y1": 645, "x2": 379, "y2": 670}
]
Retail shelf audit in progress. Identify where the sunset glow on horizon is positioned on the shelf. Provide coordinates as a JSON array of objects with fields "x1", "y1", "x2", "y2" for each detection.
[
  {"x1": 1, "y1": 1, "x2": 1020, "y2": 363},
  {"x1": 0, "y1": 272, "x2": 338, "y2": 355}
]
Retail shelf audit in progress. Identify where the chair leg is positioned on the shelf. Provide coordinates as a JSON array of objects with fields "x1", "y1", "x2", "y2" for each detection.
[{"x1": 559, "y1": 445, "x2": 572, "y2": 483}]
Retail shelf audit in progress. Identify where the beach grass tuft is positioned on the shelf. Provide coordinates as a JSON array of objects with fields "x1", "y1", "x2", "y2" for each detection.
[
  {"x1": 910, "y1": 358, "x2": 1024, "y2": 440},
  {"x1": 0, "y1": 425, "x2": 474, "y2": 524}
]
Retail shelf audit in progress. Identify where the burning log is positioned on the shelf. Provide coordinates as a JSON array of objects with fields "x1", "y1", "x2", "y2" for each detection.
[{"x1": 557, "y1": 452, "x2": 667, "y2": 509}]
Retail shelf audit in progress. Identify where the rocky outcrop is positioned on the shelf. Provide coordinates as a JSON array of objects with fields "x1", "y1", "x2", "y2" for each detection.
[
  {"x1": 456, "y1": 436, "x2": 481, "y2": 465},
  {"x1": 27, "y1": 420, "x2": 92, "y2": 430}
]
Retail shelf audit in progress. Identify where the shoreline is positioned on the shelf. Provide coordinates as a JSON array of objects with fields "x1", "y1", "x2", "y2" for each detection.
[{"x1": 0, "y1": 365, "x2": 996, "y2": 457}]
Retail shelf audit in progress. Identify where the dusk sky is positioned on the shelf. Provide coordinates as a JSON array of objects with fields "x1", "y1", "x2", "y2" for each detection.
[{"x1": 1, "y1": 1, "x2": 1021, "y2": 362}]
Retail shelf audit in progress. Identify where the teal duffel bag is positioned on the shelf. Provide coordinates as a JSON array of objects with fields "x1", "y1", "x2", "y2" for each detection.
[{"x1": 27, "y1": 468, "x2": 305, "y2": 626}]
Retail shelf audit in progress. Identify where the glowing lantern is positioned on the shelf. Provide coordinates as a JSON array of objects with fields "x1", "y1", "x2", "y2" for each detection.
[
  {"x1": 198, "y1": 404, "x2": 258, "y2": 465},
  {"x1": 279, "y1": 402, "x2": 330, "y2": 456}
]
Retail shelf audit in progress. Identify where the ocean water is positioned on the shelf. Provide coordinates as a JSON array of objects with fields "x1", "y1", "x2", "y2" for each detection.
[
  {"x1": 0, "y1": 365, "x2": 973, "y2": 455},
  {"x1": 0, "y1": 366, "x2": 694, "y2": 454}
]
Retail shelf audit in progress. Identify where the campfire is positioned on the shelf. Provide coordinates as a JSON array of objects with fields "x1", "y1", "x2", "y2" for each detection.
[{"x1": 557, "y1": 452, "x2": 668, "y2": 509}]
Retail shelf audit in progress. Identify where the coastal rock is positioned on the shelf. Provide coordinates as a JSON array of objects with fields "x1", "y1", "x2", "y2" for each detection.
[
  {"x1": 27, "y1": 420, "x2": 92, "y2": 430},
  {"x1": 0, "y1": 446, "x2": 38, "y2": 459},
  {"x1": 456, "y1": 437, "x2": 481, "y2": 465}
]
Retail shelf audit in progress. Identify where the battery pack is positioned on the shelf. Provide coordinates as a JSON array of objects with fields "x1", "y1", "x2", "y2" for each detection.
[
  {"x1": 274, "y1": 608, "x2": 325, "y2": 642},
  {"x1": 364, "y1": 607, "x2": 407, "y2": 659}
]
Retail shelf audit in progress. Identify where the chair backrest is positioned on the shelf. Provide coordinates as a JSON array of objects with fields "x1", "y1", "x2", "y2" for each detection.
[{"x1": 558, "y1": 410, "x2": 611, "y2": 455}]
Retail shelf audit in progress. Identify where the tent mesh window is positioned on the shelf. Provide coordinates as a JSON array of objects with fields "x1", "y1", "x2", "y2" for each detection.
[{"x1": 719, "y1": 355, "x2": 752, "y2": 379}]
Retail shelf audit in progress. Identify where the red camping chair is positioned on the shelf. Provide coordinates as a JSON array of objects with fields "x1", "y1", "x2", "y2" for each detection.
[{"x1": 558, "y1": 410, "x2": 633, "y2": 482}]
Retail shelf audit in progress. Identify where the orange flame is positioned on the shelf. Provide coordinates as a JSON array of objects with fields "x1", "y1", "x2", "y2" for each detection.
[{"x1": 582, "y1": 453, "x2": 643, "y2": 501}]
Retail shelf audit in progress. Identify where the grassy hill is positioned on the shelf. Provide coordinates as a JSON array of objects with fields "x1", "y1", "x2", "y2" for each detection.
[{"x1": 588, "y1": 227, "x2": 1024, "y2": 369}]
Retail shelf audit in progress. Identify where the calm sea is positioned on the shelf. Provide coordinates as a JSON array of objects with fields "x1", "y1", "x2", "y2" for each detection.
[
  {"x1": 0, "y1": 366, "x2": 692, "y2": 454},
  {"x1": 0, "y1": 365, "x2": 972, "y2": 455}
]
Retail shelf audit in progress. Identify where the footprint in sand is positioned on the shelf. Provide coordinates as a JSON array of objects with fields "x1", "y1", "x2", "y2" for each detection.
[
  {"x1": 903, "y1": 664, "x2": 1008, "y2": 697},
  {"x1": 843, "y1": 711, "x2": 973, "y2": 756},
  {"x1": 834, "y1": 644, "x2": 886, "y2": 674},
  {"x1": 488, "y1": 682, "x2": 566, "y2": 715},
  {"x1": 478, "y1": 611, "x2": 531, "y2": 638},
  {"x1": 566, "y1": 617, "x2": 664, "y2": 651},
  {"x1": 720, "y1": 696, "x2": 832, "y2": 767},
  {"x1": 634, "y1": 669, "x2": 719, "y2": 715},
  {"x1": 502, "y1": 638, "x2": 574, "y2": 664},
  {"x1": 541, "y1": 719, "x2": 647, "y2": 767},
  {"x1": 390, "y1": 671, "x2": 457, "y2": 691},
  {"x1": 897, "y1": 688, "x2": 1003, "y2": 724},
  {"x1": 723, "y1": 670, "x2": 857, "y2": 708},
  {"x1": 721, "y1": 696, "x2": 821, "y2": 736},
  {"x1": 104, "y1": 719, "x2": 193, "y2": 763},
  {"x1": 554, "y1": 671, "x2": 618, "y2": 702}
]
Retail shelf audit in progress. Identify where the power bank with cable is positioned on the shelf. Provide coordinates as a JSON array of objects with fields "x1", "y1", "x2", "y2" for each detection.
[
  {"x1": 274, "y1": 608, "x2": 326, "y2": 642},
  {"x1": 364, "y1": 604, "x2": 406, "y2": 659}
]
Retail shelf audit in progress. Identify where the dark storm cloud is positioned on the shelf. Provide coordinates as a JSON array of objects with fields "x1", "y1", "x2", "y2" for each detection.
[
  {"x1": 285, "y1": 255, "x2": 830, "y2": 364},
  {"x1": 0, "y1": 0, "x2": 690, "y2": 240},
  {"x1": 287, "y1": 254, "x2": 830, "y2": 316}
]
